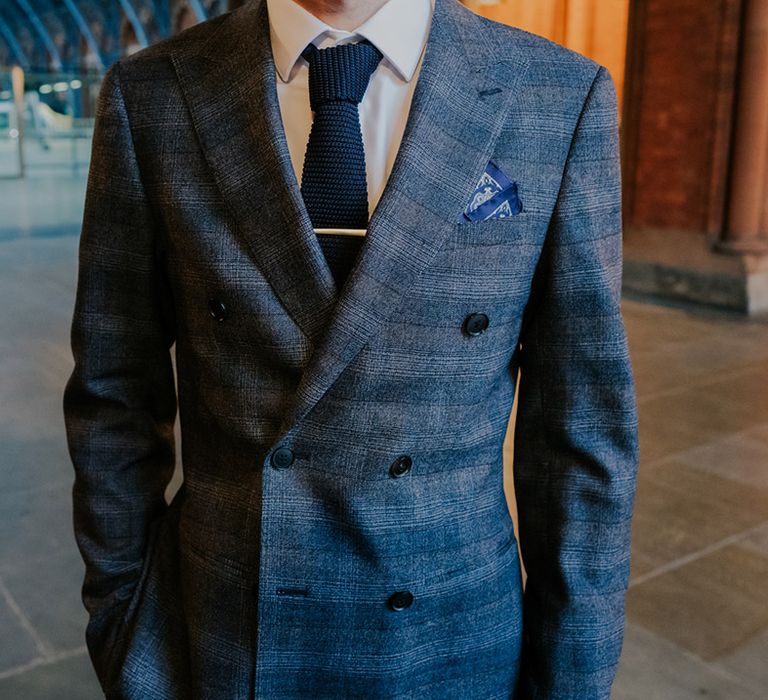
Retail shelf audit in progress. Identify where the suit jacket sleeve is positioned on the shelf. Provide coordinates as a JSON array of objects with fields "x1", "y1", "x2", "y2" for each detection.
[
  {"x1": 512, "y1": 65, "x2": 640, "y2": 700},
  {"x1": 62, "y1": 59, "x2": 177, "y2": 663}
]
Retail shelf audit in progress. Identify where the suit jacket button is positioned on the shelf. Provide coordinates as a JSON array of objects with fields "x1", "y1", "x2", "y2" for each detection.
[
  {"x1": 463, "y1": 312, "x2": 489, "y2": 336},
  {"x1": 388, "y1": 590, "x2": 414, "y2": 611},
  {"x1": 389, "y1": 455, "x2": 412, "y2": 478},
  {"x1": 208, "y1": 298, "x2": 227, "y2": 322},
  {"x1": 271, "y1": 446, "x2": 294, "y2": 469}
]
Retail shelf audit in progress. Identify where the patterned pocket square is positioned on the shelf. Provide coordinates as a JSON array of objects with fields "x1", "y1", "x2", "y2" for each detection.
[{"x1": 459, "y1": 160, "x2": 523, "y2": 223}]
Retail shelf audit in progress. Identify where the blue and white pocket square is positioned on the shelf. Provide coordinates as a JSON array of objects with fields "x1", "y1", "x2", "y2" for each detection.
[{"x1": 459, "y1": 160, "x2": 523, "y2": 223}]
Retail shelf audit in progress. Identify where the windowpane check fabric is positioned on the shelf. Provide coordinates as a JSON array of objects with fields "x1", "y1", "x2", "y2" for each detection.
[
  {"x1": 300, "y1": 40, "x2": 383, "y2": 288},
  {"x1": 62, "y1": 0, "x2": 639, "y2": 697}
]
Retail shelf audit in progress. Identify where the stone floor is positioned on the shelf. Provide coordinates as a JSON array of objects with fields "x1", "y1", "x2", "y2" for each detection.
[{"x1": 1, "y1": 170, "x2": 767, "y2": 698}]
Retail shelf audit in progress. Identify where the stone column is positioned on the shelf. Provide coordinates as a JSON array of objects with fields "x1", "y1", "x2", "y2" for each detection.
[
  {"x1": 718, "y1": 0, "x2": 768, "y2": 254},
  {"x1": 620, "y1": 0, "x2": 768, "y2": 315}
]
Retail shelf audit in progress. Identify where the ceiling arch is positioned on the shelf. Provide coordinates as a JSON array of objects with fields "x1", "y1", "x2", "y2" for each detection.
[{"x1": 0, "y1": 0, "x2": 228, "y2": 73}]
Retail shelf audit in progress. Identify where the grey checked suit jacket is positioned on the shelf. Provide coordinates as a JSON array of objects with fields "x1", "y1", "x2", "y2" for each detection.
[{"x1": 62, "y1": 0, "x2": 640, "y2": 697}]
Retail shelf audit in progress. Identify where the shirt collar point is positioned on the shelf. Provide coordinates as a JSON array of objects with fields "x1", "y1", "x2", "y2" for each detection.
[{"x1": 400, "y1": 63, "x2": 418, "y2": 83}]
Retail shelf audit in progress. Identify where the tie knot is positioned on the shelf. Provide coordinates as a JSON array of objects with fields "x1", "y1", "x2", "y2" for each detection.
[{"x1": 301, "y1": 40, "x2": 384, "y2": 110}]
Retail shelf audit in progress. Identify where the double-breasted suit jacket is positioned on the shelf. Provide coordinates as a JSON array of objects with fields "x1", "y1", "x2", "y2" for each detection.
[{"x1": 62, "y1": 0, "x2": 640, "y2": 697}]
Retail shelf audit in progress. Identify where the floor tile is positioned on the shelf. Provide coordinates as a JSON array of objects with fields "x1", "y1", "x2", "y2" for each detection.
[
  {"x1": 0, "y1": 650, "x2": 100, "y2": 699},
  {"x1": 713, "y1": 626, "x2": 768, "y2": 695},
  {"x1": 739, "y1": 523, "x2": 768, "y2": 557},
  {"x1": 629, "y1": 459, "x2": 768, "y2": 577},
  {"x1": 0, "y1": 486, "x2": 76, "y2": 571},
  {"x1": 0, "y1": 584, "x2": 41, "y2": 673},
  {"x1": 700, "y1": 367, "x2": 768, "y2": 421},
  {"x1": 674, "y1": 431, "x2": 768, "y2": 491},
  {"x1": 637, "y1": 386, "x2": 768, "y2": 464},
  {"x1": 1, "y1": 548, "x2": 88, "y2": 653},
  {"x1": 613, "y1": 622, "x2": 763, "y2": 700},
  {"x1": 748, "y1": 423, "x2": 768, "y2": 449},
  {"x1": 626, "y1": 543, "x2": 768, "y2": 661},
  {"x1": 0, "y1": 435, "x2": 74, "y2": 497}
]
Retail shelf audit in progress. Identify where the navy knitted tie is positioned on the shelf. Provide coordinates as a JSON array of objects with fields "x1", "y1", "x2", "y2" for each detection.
[{"x1": 299, "y1": 39, "x2": 384, "y2": 289}]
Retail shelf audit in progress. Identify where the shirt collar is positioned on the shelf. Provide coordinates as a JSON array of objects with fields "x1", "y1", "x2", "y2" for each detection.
[{"x1": 266, "y1": 0, "x2": 434, "y2": 84}]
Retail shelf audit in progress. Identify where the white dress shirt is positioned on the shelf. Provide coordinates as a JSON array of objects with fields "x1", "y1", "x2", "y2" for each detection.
[{"x1": 265, "y1": 0, "x2": 435, "y2": 218}]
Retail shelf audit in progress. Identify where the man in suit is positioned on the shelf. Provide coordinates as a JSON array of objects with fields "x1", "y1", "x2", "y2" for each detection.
[{"x1": 62, "y1": 0, "x2": 639, "y2": 697}]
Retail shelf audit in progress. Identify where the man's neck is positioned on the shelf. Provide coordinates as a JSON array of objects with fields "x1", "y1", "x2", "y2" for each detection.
[{"x1": 292, "y1": 0, "x2": 391, "y2": 31}]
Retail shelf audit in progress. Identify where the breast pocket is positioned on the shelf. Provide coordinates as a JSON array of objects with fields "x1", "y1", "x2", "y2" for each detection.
[
  {"x1": 447, "y1": 209, "x2": 544, "y2": 248},
  {"x1": 416, "y1": 211, "x2": 546, "y2": 314}
]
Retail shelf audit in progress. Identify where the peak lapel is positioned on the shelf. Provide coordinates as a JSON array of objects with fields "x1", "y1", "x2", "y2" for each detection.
[
  {"x1": 276, "y1": 0, "x2": 532, "y2": 438},
  {"x1": 170, "y1": 0, "x2": 337, "y2": 345}
]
